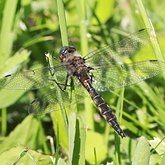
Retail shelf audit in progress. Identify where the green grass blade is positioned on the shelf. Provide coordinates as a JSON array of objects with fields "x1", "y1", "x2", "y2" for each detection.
[
  {"x1": 0, "y1": 0, "x2": 18, "y2": 63},
  {"x1": 161, "y1": 152, "x2": 165, "y2": 165},
  {"x1": 0, "y1": 49, "x2": 31, "y2": 78},
  {"x1": 1, "y1": 108, "x2": 7, "y2": 136},
  {"x1": 75, "y1": 0, "x2": 88, "y2": 55},
  {"x1": 56, "y1": 0, "x2": 69, "y2": 46},
  {"x1": 68, "y1": 112, "x2": 86, "y2": 165},
  {"x1": 132, "y1": 137, "x2": 150, "y2": 165}
]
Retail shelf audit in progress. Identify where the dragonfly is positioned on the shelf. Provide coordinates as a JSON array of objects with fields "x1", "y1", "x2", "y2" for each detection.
[{"x1": 0, "y1": 28, "x2": 164, "y2": 138}]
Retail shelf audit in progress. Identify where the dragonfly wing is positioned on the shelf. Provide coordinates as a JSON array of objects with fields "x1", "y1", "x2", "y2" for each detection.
[
  {"x1": 85, "y1": 28, "x2": 150, "y2": 66},
  {"x1": 0, "y1": 65, "x2": 67, "y2": 90},
  {"x1": 91, "y1": 60, "x2": 164, "y2": 91},
  {"x1": 26, "y1": 73, "x2": 83, "y2": 116},
  {"x1": 28, "y1": 88, "x2": 70, "y2": 116}
]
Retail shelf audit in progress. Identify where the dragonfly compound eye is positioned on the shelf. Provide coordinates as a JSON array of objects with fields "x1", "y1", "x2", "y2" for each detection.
[
  {"x1": 59, "y1": 46, "x2": 76, "y2": 62},
  {"x1": 67, "y1": 46, "x2": 76, "y2": 53},
  {"x1": 59, "y1": 47, "x2": 68, "y2": 61},
  {"x1": 59, "y1": 47, "x2": 67, "y2": 55}
]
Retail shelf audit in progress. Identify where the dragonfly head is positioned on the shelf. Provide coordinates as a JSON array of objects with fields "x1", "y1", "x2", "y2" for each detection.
[{"x1": 59, "y1": 46, "x2": 76, "y2": 62}]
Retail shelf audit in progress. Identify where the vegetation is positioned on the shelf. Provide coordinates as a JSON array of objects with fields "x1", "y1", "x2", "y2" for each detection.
[{"x1": 0, "y1": 0, "x2": 165, "y2": 164}]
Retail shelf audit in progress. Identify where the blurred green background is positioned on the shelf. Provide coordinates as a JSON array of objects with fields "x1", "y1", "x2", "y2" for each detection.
[{"x1": 0, "y1": 0, "x2": 165, "y2": 164}]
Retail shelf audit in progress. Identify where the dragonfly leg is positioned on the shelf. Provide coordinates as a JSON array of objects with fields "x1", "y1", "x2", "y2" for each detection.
[
  {"x1": 48, "y1": 73, "x2": 72, "y2": 92},
  {"x1": 63, "y1": 73, "x2": 70, "y2": 90},
  {"x1": 49, "y1": 79, "x2": 66, "y2": 92},
  {"x1": 90, "y1": 73, "x2": 95, "y2": 83},
  {"x1": 62, "y1": 73, "x2": 75, "y2": 91}
]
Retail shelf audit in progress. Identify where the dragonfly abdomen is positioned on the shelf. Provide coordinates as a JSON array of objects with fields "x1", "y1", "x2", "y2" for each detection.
[{"x1": 82, "y1": 79, "x2": 126, "y2": 138}]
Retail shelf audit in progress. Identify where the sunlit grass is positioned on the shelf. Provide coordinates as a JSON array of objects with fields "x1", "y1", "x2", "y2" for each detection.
[{"x1": 0, "y1": 0, "x2": 165, "y2": 164}]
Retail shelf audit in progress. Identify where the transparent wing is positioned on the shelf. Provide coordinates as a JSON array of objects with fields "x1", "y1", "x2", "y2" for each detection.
[
  {"x1": 85, "y1": 28, "x2": 150, "y2": 66},
  {"x1": 28, "y1": 81, "x2": 86, "y2": 117},
  {"x1": 91, "y1": 60, "x2": 165, "y2": 91},
  {"x1": 28, "y1": 88, "x2": 71, "y2": 117},
  {"x1": 0, "y1": 63, "x2": 85, "y2": 117},
  {"x1": 0, "y1": 64, "x2": 68, "y2": 90}
]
